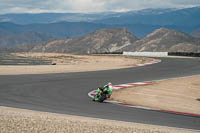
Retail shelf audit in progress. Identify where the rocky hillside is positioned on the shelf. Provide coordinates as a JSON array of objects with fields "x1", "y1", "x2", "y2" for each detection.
[
  {"x1": 191, "y1": 29, "x2": 200, "y2": 38},
  {"x1": 122, "y1": 28, "x2": 200, "y2": 52},
  {"x1": 31, "y1": 28, "x2": 139, "y2": 53},
  {"x1": 16, "y1": 28, "x2": 200, "y2": 53},
  {"x1": 0, "y1": 31, "x2": 55, "y2": 49}
]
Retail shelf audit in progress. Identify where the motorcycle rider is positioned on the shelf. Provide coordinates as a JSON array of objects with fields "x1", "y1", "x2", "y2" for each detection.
[{"x1": 93, "y1": 82, "x2": 113, "y2": 101}]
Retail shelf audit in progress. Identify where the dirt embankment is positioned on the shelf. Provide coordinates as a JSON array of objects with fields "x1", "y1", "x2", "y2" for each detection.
[{"x1": 111, "y1": 75, "x2": 200, "y2": 115}]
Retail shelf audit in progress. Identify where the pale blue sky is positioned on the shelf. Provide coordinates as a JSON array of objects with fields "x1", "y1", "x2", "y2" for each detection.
[{"x1": 0, "y1": 0, "x2": 200, "y2": 14}]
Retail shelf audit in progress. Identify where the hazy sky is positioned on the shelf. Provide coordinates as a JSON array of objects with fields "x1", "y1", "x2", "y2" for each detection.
[{"x1": 0, "y1": 0, "x2": 200, "y2": 14}]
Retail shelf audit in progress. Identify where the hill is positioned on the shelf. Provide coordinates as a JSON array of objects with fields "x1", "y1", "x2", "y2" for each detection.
[
  {"x1": 30, "y1": 28, "x2": 200, "y2": 53},
  {"x1": 122, "y1": 28, "x2": 200, "y2": 52},
  {"x1": 31, "y1": 28, "x2": 139, "y2": 53},
  {"x1": 0, "y1": 22, "x2": 108, "y2": 38},
  {"x1": 0, "y1": 31, "x2": 55, "y2": 49},
  {"x1": 5, "y1": 28, "x2": 200, "y2": 53},
  {"x1": 191, "y1": 29, "x2": 200, "y2": 38}
]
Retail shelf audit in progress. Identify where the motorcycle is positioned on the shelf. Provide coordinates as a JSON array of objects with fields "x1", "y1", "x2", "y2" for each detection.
[{"x1": 93, "y1": 87, "x2": 111, "y2": 103}]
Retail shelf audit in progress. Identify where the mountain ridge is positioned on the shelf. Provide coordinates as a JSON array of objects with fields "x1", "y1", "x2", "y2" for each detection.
[
  {"x1": 191, "y1": 29, "x2": 200, "y2": 38},
  {"x1": 1, "y1": 6, "x2": 200, "y2": 52},
  {"x1": 0, "y1": 31, "x2": 55, "y2": 49},
  {"x1": 121, "y1": 28, "x2": 200, "y2": 52},
  {"x1": 1, "y1": 7, "x2": 199, "y2": 25},
  {"x1": 96, "y1": 6, "x2": 200, "y2": 26},
  {"x1": 26, "y1": 28, "x2": 200, "y2": 53},
  {"x1": 31, "y1": 28, "x2": 139, "y2": 53}
]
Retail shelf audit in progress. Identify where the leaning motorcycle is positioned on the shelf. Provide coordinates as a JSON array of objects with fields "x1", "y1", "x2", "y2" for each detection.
[{"x1": 93, "y1": 87, "x2": 111, "y2": 103}]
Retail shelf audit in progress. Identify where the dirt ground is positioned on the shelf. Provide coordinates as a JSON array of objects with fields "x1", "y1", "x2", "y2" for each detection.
[
  {"x1": 0, "y1": 53, "x2": 153, "y2": 75},
  {"x1": 111, "y1": 75, "x2": 200, "y2": 115},
  {"x1": 0, "y1": 106, "x2": 198, "y2": 133}
]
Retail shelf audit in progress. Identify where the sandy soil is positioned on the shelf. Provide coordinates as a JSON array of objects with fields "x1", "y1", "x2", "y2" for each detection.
[
  {"x1": 0, "y1": 53, "x2": 153, "y2": 75},
  {"x1": 0, "y1": 106, "x2": 198, "y2": 133},
  {"x1": 111, "y1": 75, "x2": 200, "y2": 115}
]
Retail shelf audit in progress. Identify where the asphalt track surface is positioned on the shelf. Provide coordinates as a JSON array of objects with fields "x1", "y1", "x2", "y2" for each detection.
[{"x1": 0, "y1": 57, "x2": 200, "y2": 130}]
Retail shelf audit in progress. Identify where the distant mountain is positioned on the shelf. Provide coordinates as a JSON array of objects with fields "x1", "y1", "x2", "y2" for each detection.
[
  {"x1": 191, "y1": 29, "x2": 200, "y2": 38},
  {"x1": 0, "y1": 22, "x2": 23, "y2": 36},
  {"x1": 30, "y1": 28, "x2": 139, "y2": 53},
  {"x1": 1, "y1": 7, "x2": 200, "y2": 39},
  {"x1": 1, "y1": 21, "x2": 199, "y2": 40},
  {"x1": 0, "y1": 8, "x2": 178, "y2": 25},
  {"x1": 0, "y1": 31, "x2": 55, "y2": 49},
  {"x1": 122, "y1": 28, "x2": 200, "y2": 52},
  {"x1": 0, "y1": 7, "x2": 199, "y2": 27},
  {"x1": 131, "y1": 8, "x2": 177, "y2": 15},
  {"x1": 115, "y1": 24, "x2": 199, "y2": 38},
  {"x1": 96, "y1": 7, "x2": 200, "y2": 26},
  {"x1": 29, "y1": 28, "x2": 200, "y2": 53},
  {"x1": 0, "y1": 22, "x2": 109, "y2": 38},
  {"x1": 0, "y1": 22, "x2": 161, "y2": 39},
  {"x1": 3, "y1": 26, "x2": 200, "y2": 53},
  {"x1": 0, "y1": 12, "x2": 119, "y2": 24}
]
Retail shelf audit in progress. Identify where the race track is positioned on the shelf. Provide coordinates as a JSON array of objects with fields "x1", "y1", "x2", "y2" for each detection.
[{"x1": 0, "y1": 57, "x2": 200, "y2": 130}]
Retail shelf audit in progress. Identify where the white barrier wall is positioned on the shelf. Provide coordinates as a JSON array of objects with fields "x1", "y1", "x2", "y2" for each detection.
[{"x1": 123, "y1": 51, "x2": 168, "y2": 57}]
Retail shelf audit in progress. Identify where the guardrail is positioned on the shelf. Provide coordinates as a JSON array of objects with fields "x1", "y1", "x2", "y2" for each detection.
[
  {"x1": 123, "y1": 51, "x2": 200, "y2": 57},
  {"x1": 123, "y1": 52, "x2": 168, "y2": 57},
  {"x1": 92, "y1": 51, "x2": 200, "y2": 57},
  {"x1": 91, "y1": 52, "x2": 123, "y2": 54},
  {"x1": 168, "y1": 52, "x2": 200, "y2": 57}
]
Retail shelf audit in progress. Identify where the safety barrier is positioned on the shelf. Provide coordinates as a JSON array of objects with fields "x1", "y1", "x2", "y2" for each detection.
[
  {"x1": 168, "y1": 52, "x2": 200, "y2": 57},
  {"x1": 123, "y1": 51, "x2": 168, "y2": 57},
  {"x1": 92, "y1": 51, "x2": 200, "y2": 57}
]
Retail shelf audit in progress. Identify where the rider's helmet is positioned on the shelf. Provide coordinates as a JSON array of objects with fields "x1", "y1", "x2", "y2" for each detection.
[
  {"x1": 107, "y1": 82, "x2": 113, "y2": 90},
  {"x1": 108, "y1": 82, "x2": 112, "y2": 86}
]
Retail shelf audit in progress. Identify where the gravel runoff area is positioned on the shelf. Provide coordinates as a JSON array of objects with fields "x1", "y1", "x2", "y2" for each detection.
[
  {"x1": 0, "y1": 53, "x2": 153, "y2": 75},
  {"x1": 111, "y1": 75, "x2": 200, "y2": 115},
  {"x1": 0, "y1": 106, "x2": 198, "y2": 133}
]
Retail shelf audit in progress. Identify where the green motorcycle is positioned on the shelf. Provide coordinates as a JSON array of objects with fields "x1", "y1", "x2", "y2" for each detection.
[{"x1": 93, "y1": 86, "x2": 112, "y2": 102}]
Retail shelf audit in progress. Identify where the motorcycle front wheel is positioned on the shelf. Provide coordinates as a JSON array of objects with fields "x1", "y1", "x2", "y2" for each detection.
[{"x1": 98, "y1": 93, "x2": 107, "y2": 103}]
